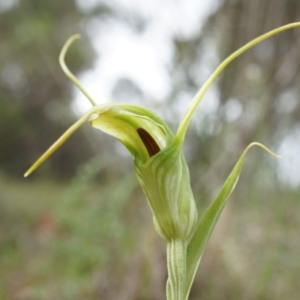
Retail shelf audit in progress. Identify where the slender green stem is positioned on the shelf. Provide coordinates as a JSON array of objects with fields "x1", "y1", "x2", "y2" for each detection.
[
  {"x1": 167, "y1": 239, "x2": 187, "y2": 300},
  {"x1": 59, "y1": 34, "x2": 97, "y2": 107},
  {"x1": 24, "y1": 105, "x2": 103, "y2": 177},
  {"x1": 176, "y1": 22, "x2": 300, "y2": 146}
]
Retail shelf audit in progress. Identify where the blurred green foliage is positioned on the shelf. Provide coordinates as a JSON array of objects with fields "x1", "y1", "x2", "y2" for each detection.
[
  {"x1": 0, "y1": 0, "x2": 98, "y2": 177},
  {"x1": 1, "y1": 0, "x2": 300, "y2": 299},
  {"x1": 0, "y1": 157, "x2": 148, "y2": 299}
]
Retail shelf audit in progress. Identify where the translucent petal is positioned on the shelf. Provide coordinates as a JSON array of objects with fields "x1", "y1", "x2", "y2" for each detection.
[{"x1": 90, "y1": 104, "x2": 174, "y2": 163}]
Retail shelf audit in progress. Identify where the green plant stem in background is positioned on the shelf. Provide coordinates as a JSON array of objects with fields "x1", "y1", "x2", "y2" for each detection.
[{"x1": 24, "y1": 23, "x2": 300, "y2": 300}]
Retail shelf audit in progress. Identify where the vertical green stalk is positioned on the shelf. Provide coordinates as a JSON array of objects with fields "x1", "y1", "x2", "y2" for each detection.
[{"x1": 167, "y1": 239, "x2": 187, "y2": 300}]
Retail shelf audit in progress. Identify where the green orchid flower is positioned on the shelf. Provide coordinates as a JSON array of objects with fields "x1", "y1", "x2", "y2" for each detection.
[{"x1": 25, "y1": 23, "x2": 300, "y2": 300}]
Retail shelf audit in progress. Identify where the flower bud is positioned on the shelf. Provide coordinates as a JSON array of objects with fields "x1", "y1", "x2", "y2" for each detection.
[
  {"x1": 135, "y1": 143, "x2": 198, "y2": 242},
  {"x1": 90, "y1": 105, "x2": 198, "y2": 242}
]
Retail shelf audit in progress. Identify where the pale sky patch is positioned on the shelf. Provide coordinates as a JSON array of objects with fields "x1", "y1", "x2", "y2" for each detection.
[{"x1": 72, "y1": 0, "x2": 220, "y2": 113}]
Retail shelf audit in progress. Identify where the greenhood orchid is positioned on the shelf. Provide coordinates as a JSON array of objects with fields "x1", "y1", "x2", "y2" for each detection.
[{"x1": 25, "y1": 23, "x2": 300, "y2": 300}]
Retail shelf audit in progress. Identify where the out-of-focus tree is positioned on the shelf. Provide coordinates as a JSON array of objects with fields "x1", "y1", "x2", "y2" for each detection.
[
  {"x1": 169, "y1": 1, "x2": 300, "y2": 299},
  {"x1": 171, "y1": 0, "x2": 300, "y2": 192},
  {"x1": 1, "y1": 0, "x2": 300, "y2": 299},
  {"x1": 0, "y1": 0, "x2": 112, "y2": 178}
]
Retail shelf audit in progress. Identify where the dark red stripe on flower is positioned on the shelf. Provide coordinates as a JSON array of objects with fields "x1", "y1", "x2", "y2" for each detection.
[{"x1": 137, "y1": 128, "x2": 161, "y2": 157}]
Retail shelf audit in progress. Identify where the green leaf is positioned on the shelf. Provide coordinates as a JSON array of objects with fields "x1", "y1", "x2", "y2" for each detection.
[{"x1": 183, "y1": 142, "x2": 280, "y2": 300}]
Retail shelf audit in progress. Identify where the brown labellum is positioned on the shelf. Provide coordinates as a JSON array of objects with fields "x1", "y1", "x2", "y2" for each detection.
[{"x1": 137, "y1": 128, "x2": 161, "y2": 157}]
